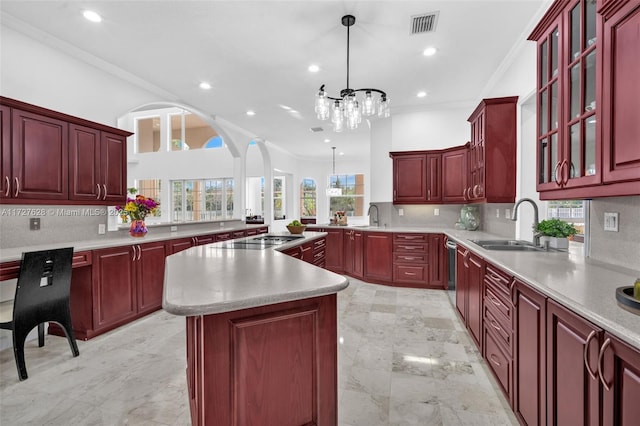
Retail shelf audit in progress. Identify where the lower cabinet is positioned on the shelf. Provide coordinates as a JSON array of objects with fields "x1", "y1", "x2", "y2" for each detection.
[
  {"x1": 312, "y1": 227, "x2": 343, "y2": 272},
  {"x1": 546, "y1": 299, "x2": 601, "y2": 426},
  {"x1": 363, "y1": 232, "x2": 393, "y2": 283},
  {"x1": 393, "y1": 233, "x2": 429, "y2": 287},
  {"x1": 92, "y1": 241, "x2": 166, "y2": 335},
  {"x1": 428, "y1": 233, "x2": 447, "y2": 289},
  {"x1": 455, "y1": 245, "x2": 483, "y2": 349},
  {"x1": 344, "y1": 229, "x2": 364, "y2": 279},
  {"x1": 601, "y1": 333, "x2": 640, "y2": 426},
  {"x1": 186, "y1": 295, "x2": 338, "y2": 426},
  {"x1": 281, "y1": 238, "x2": 326, "y2": 266},
  {"x1": 513, "y1": 279, "x2": 546, "y2": 426}
]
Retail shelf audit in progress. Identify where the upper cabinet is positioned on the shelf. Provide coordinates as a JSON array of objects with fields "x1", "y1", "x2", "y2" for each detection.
[
  {"x1": 0, "y1": 97, "x2": 132, "y2": 205},
  {"x1": 600, "y1": 0, "x2": 640, "y2": 185},
  {"x1": 466, "y1": 96, "x2": 518, "y2": 203},
  {"x1": 530, "y1": 0, "x2": 640, "y2": 199}
]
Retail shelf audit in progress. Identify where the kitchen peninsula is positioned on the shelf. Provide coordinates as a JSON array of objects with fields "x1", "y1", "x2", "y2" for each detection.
[{"x1": 162, "y1": 232, "x2": 349, "y2": 426}]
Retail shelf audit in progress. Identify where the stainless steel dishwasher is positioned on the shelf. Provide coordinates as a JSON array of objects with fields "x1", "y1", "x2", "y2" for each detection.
[{"x1": 446, "y1": 239, "x2": 457, "y2": 291}]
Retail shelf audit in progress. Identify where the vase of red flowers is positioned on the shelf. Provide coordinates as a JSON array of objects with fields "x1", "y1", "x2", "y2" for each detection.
[{"x1": 115, "y1": 191, "x2": 159, "y2": 238}]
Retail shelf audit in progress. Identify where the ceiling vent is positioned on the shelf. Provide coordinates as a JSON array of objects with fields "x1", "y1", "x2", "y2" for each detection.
[
  {"x1": 310, "y1": 126, "x2": 324, "y2": 133},
  {"x1": 410, "y1": 11, "x2": 439, "y2": 34}
]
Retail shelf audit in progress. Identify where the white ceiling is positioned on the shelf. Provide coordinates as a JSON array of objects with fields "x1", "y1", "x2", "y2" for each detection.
[{"x1": 1, "y1": 1, "x2": 547, "y2": 160}]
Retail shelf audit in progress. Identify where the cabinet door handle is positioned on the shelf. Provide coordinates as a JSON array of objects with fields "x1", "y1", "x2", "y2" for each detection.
[
  {"x1": 403, "y1": 256, "x2": 417, "y2": 261},
  {"x1": 463, "y1": 250, "x2": 469, "y2": 268},
  {"x1": 137, "y1": 245, "x2": 142, "y2": 261},
  {"x1": 553, "y1": 161, "x2": 562, "y2": 185},
  {"x1": 583, "y1": 330, "x2": 598, "y2": 381},
  {"x1": 598, "y1": 338, "x2": 612, "y2": 391},
  {"x1": 13, "y1": 177, "x2": 19, "y2": 197},
  {"x1": 489, "y1": 294, "x2": 503, "y2": 308},
  {"x1": 489, "y1": 353, "x2": 502, "y2": 367},
  {"x1": 96, "y1": 183, "x2": 101, "y2": 200},
  {"x1": 102, "y1": 184, "x2": 107, "y2": 200},
  {"x1": 427, "y1": 189, "x2": 431, "y2": 200},
  {"x1": 490, "y1": 319, "x2": 502, "y2": 332},
  {"x1": 131, "y1": 246, "x2": 137, "y2": 261},
  {"x1": 404, "y1": 272, "x2": 417, "y2": 276},
  {"x1": 510, "y1": 279, "x2": 517, "y2": 307},
  {"x1": 3, "y1": 176, "x2": 9, "y2": 197}
]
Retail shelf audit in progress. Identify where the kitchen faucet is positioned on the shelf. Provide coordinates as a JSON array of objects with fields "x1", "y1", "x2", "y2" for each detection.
[
  {"x1": 511, "y1": 198, "x2": 542, "y2": 247},
  {"x1": 367, "y1": 204, "x2": 379, "y2": 227}
]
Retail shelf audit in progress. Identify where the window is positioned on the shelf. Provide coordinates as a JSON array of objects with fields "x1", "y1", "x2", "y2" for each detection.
[
  {"x1": 135, "y1": 116, "x2": 161, "y2": 153},
  {"x1": 171, "y1": 178, "x2": 234, "y2": 222},
  {"x1": 546, "y1": 199, "x2": 586, "y2": 242},
  {"x1": 136, "y1": 179, "x2": 162, "y2": 220},
  {"x1": 300, "y1": 179, "x2": 316, "y2": 218},
  {"x1": 329, "y1": 174, "x2": 365, "y2": 216},
  {"x1": 273, "y1": 176, "x2": 285, "y2": 220}
]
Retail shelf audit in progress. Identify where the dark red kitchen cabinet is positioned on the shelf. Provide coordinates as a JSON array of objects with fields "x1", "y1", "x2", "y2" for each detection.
[
  {"x1": 344, "y1": 229, "x2": 363, "y2": 279},
  {"x1": 10, "y1": 108, "x2": 68, "y2": 200},
  {"x1": 455, "y1": 245, "x2": 483, "y2": 350},
  {"x1": 514, "y1": 279, "x2": 547, "y2": 426},
  {"x1": 167, "y1": 237, "x2": 195, "y2": 254},
  {"x1": 546, "y1": 299, "x2": 602, "y2": 426},
  {"x1": 69, "y1": 125, "x2": 127, "y2": 203},
  {"x1": 314, "y1": 227, "x2": 344, "y2": 273},
  {"x1": 136, "y1": 241, "x2": 167, "y2": 315},
  {"x1": 426, "y1": 153, "x2": 442, "y2": 202},
  {"x1": 466, "y1": 97, "x2": 517, "y2": 203},
  {"x1": 442, "y1": 146, "x2": 468, "y2": 203},
  {"x1": 601, "y1": 332, "x2": 640, "y2": 426},
  {"x1": 93, "y1": 245, "x2": 138, "y2": 332},
  {"x1": 391, "y1": 153, "x2": 427, "y2": 203},
  {"x1": 0, "y1": 105, "x2": 11, "y2": 200},
  {"x1": 428, "y1": 233, "x2": 447, "y2": 289},
  {"x1": 363, "y1": 232, "x2": 393, "y2": 283},
  {"x1": 101, "y1": 131, "x2": 128, "y2": 203},
  {"x1": 601, "y1": 0, "x2": 640, "y2": 187}
]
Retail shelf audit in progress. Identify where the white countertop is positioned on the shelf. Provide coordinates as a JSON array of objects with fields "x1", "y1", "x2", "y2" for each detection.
[
  {"x1": 162, "y1": 232, "x2": 349, "y2": 316},
  {"x1": 0, "y1": 223, "x2": 267, "y2": 263},
  {"x1": 3, "y1": 222, "x2": 638, "y2": 349}
]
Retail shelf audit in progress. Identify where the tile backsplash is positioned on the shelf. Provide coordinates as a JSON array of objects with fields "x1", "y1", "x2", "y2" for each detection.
[{"x1": 589, "y1": 196, "x2": 640, "y2": 272}]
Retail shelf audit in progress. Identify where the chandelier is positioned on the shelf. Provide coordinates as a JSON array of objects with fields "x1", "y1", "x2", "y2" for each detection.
[{"x1": 314, "y1": 15, "x2": 390, "y2": 132}]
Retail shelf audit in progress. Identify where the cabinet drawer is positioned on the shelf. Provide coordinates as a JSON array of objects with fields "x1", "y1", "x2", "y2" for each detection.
[
  {"x1": 484, "y1": 284, "x2": 513, "y2": 322},
  {"x1": 392, "y1": 253, "x2": 427, "y2": 264},
  {"x1": 484, "y1": 264, "x2": 512, "y2": 298},
  {"x1": 393, "y1": 243, "x2": 428, "y2": 254},
  {"x1": 0, "y1": 261, "x2": 21, "y2": 281},
  {"x1": 393, "y1": 264, "x2": 427, "y2": 283},
  {"x1": 72, "y1": 250, "x2": 92, "y2": 268},
  {"x1": 484, "y1": 328, "x2": 512, "y2": 400},
  {"x1": 394, "y1": 233, "x2": 428, "y2": 243},
  {"x1": 484, "y1": 306, "x2": 512, "y2": 353},
  {"x1": 216, "y1": 233, "x2": 232, "y2": 241},
  {"x1": 312, "y1": 249, "x2": 325, "y2": 263},
  {"x1": 313, "y1": 238, "x2": 326, "y2": 252}
]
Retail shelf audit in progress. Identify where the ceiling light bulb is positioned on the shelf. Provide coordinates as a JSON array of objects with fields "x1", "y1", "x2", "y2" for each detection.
[
  {"x1": 246, "y1": 110, "x2": 255, "y2": 116},
  {"x1": 417, "y1": 91, "x2": 427, "y2": 98},
  {"x1": 423, "y1": 47, "x2": 437, "y2": 56},
  {"x1": 199, "y1": 82, "x2": 211, "y2": 90},
  {"x1": 339, "y1": 152, "x2": 345, "y2": 156},
  {"x1": 83, "y1": 10, "x2": 102, "y2": 23},
  {"x1": 324, "y1": 139, "x2": 331, "y2": 143},
  {"x1": 308, "y1": 64, "x2": 320, "y2": 73}
]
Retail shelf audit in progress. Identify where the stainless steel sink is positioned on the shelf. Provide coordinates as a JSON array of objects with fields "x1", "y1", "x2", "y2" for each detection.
[{"x1": 469, "y1": 239, "x2": 547, "y2": 252}]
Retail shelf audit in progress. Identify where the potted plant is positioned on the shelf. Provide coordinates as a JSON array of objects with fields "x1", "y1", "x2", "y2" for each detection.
[
  {"x1": 536, "y1": 218, "x2": 578, "y2": 249},
  {"x1": 115, "y1": 188, "x2": 160, "y2": 237}
]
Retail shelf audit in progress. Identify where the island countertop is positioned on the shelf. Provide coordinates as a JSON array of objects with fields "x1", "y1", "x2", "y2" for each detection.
[{"x1": 162, "y1": 232, "x2": 349, "y2": 316}]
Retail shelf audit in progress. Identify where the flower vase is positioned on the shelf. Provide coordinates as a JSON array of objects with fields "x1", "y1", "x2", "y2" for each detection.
[{"x1": 129, "y1": 220, "x2": 148, "y2": 238}]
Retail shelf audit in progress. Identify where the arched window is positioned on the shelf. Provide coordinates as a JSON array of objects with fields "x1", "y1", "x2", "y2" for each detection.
[
  {"x1": 300, "y1": 178, "x2": 317, "y2": 219},
  {"x1": 204, "y1": 136, "x2": 223, "y2": 149}
]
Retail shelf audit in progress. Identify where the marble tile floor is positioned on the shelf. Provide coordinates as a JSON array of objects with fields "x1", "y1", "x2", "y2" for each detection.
[{"x1": 0, "y1": 279, "x2": 518, "y2": 425}]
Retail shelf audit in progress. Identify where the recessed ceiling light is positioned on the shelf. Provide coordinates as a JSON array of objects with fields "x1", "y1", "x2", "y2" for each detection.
[
  {"x1": 423, "y1": 46, "x2": 437, "y2": 57},
  {"x1": 246, "y1": 110, "x2": 256, "y2": 116},
  {"x1": 324, "y1": 139, "x2": 331, "y2": 143},
  {"x1": 83, "y1": 10, "x2": 102, "y2": 23},
  {"x1": 417, "y1": 91, "x2": 427, "y2": 98},
  {"x1": 199, "y1": 82, "x2": 211, "y2": 90},
  {"x1": 339, "y1": 152, "x2": 345, "y2": 156},
  {"x1": 308, "y1": 64, "x2": 320, "y2": 73}
]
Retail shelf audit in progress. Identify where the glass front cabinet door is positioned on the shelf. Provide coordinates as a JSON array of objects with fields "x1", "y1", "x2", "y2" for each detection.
[{"x1": 531, "y1": 0, "x2": 600, "y2": 197}]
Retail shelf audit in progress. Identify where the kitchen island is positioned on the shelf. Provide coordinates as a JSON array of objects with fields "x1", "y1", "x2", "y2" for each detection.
[{"x1": 162, "y1": 232, "x2": 349, "y2": 426}]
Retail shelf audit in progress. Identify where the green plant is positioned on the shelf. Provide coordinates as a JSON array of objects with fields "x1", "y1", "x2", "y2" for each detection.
[{"x1": 536, "y1": 219, "x2": 578, "y2": 238}]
